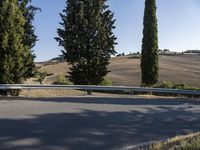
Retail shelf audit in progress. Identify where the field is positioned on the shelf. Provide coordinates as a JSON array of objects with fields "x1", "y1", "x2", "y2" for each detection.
[{"x1": 36, "y1": 54, "x2": 200, "y2": 88}]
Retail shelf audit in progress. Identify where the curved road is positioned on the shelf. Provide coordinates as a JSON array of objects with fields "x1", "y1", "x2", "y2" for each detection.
[{"x1": 0, "y1": 97, "x2": 200, "y2": 150}]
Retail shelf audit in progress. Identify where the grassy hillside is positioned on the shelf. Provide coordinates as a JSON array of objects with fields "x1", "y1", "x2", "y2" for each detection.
[{"x1": 37, "y1": 54, "x2": 200, "y2": 88}]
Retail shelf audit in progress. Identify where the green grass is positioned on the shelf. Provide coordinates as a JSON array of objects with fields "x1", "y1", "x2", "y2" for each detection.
[{"x1": 100, "y1": 77, "x2": 113, "y2": 86}]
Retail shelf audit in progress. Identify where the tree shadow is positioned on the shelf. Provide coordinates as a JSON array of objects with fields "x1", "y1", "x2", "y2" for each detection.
[
  {"x1": 0, "y1": 105, "x2": 200, "y2": 150},
  {"x1": 1, "y1": 97, "x2": 199, "y2": 106}
]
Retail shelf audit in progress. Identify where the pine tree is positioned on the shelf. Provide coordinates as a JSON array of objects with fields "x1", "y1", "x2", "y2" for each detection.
[
  {"x1": 141, "y1": 0, "x2": 159, "y2": 86},
  {"x1": 0, "y1": 0, "x2": 27, "y2": 95},
  {"x1": 18, "y1": 0, "x2": 39, "y2": 78},
  {"x1": 56, "y1": 0, "x2": 117, "y2": 86}
]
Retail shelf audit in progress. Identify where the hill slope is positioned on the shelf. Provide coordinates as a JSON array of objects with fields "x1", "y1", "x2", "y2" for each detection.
[{"x1": 38, "y1": 54, "x2": 200, "y2": 87}]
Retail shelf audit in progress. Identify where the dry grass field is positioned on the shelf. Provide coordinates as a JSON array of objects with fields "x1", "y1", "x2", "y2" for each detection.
[
  {"x1": 37, "y1": 54, "x2": 200, "y2": 88},
  {"x1": 19, "y1": 89, "x2": 84, "y2": 97}
]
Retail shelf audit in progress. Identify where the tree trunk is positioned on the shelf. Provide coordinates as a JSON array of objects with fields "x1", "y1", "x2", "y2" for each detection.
[{"x1": 87, "y1": 90, "x2": 92, "y2": 95}]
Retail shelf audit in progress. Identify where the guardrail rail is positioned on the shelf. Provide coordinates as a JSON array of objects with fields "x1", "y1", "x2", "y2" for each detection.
[{"x1": 0, "y1": 84, "x2": 199, "y2": 97}]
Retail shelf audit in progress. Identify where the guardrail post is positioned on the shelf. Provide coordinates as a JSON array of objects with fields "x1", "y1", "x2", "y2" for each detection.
[
  {"x1": 84, "y1": 89, "x2": 87, "y2": 96},
  {"x1": 28, "y1": 89, "x2": 31, "y2": 97},
  {"x1": 131, "y1": 91, "x2": 133, "y2": 96}
]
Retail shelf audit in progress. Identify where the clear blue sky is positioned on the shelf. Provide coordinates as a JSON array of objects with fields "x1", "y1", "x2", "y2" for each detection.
[{"x1": 31, "y1": 0, "x2": 200, "y2": 61}]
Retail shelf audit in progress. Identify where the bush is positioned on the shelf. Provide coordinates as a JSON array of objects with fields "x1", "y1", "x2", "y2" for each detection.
[
  {"x1": 53, "y1": 74, "x2": 73, "y2": 85},
  {"x1": 36, "y1": 72, "x2": 48, "y2": 84},
  {"x1": 185, "y1": 87, "x2": 200, "y2": 91},
  {"x1": 154, "y1": 81, "x2": 173, "y2": 89},
  {"x1": 154, "y1": 81, "x2": 200, "y2": 91},
  {"x1": 173, "y1": 84, "x2": 185, "y2": 90},
  {"x1": 100, "y1": 77, "x2": 112, "y2": 86}
]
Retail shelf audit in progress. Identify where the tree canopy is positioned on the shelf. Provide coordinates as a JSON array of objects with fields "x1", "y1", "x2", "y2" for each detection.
[
  {"x1": 0, "y1": 0, "x2": 38, "y2": 95},
  {"x1": 56, "y1": 0, "x2": 117, "y2": 85}
]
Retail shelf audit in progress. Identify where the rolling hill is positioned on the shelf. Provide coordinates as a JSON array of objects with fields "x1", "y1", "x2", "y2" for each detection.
[{"x1": 37, "y1": 54, "x2": 200, "y2": 88}]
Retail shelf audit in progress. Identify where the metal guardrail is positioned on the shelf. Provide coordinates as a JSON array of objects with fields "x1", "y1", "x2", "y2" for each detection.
[{"x1": 0, "y1": 84, "x2": 199, "y2": 97}]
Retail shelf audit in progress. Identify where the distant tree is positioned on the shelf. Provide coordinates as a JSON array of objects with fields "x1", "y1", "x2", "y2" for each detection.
[
  {"x1": 56, "y1": 0, "x2": 117, "y2": 87},
  {"x1": 184, "y1": 50, "x2": 200, "y2": 54},
  {"x1": 18, "y1": 0, "x2": 40, "y2": 78},
  {"x1": 0, "y1": 0, "x2": 27, "y2": 95},
  {"x1": 116, "y1": 54, "x2": 122, "y2": 57},
  {"x1": 141, "y1": 0, "x2": 159, "y2": 86}
]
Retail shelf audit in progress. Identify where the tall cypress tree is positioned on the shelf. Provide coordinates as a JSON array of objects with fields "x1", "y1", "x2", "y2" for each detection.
[
  {"x1": 56, "y1": 0, "x2": 117, "y2": 85},
  {"x1": 141, "y1": 0, "x2": 159, "y2": 86},
  {"x1": 18, "y1": 0, "x2": 39, "y2": 78},
  {"x1": 0, "y1": 0, "x2": 27, "y2": 95}
]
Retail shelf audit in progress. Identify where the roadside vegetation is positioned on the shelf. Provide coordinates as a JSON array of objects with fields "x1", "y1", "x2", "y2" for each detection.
[
  {"x1": 149, "y1": 133, "x2": 200, "y2": 150},
  {"x1": 35, "y1": 71, "x2": 48, "y2": 84},
  {"x1": 154, "y1": 81, "x2": 200, "y2": 91},
  {"x1": 100, "y1": 77, "x2": 113, "y2": 86},
  {"x1": 53, "y1": 74, "x2": 73, "y2": 85}
]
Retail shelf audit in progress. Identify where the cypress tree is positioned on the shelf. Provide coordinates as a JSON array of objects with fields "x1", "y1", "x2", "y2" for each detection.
[
  {"x1": 0, "y1": 0, "x2": 27, "y2": 95},
  {"x1": 18, "y1": 0, "x2": 39, "y2": 78},
  {"x1": 56, "y1": 0, "x2": 117, "y2": 86},
  {"x1": 141, "y1": 0, "x2": 159, "y2": 86}
]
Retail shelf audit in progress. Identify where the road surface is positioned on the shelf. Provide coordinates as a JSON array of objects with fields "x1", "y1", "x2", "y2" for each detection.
[{"x1": 0, "y1": 97, "x2": 200, "y2": 150}]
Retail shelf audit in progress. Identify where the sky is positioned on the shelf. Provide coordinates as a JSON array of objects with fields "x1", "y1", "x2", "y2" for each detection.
[{"x1": 31, "y1": 0, "x2": 200, "y2": 61}]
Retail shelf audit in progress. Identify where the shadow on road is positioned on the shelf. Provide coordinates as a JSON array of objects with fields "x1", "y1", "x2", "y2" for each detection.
[
  {"x1": 1, "y1": 97, "x2": 200, "y2": 106},
  {"x1": 0, "y1": 99, "x2": 200, "y2": 150}
]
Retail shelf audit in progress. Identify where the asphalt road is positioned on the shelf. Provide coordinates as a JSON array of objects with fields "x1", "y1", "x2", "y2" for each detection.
[{"x1": 0, "y1": 97, "x2": 200, "y2": 150}]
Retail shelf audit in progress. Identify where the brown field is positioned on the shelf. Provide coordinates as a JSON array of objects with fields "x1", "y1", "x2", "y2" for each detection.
[
  {"x1": 20, "y1": 89, "x2": 84, "y2": 97},
  {"x1": 38, "y1": 54, "x2": 200, "y2": 88}
]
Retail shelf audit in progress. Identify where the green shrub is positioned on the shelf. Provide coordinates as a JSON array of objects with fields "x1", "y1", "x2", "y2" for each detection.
[
  {"x1": 173, "y1": 84, "x2": 185, "y2": 90},
  {"x1": 154, "y1": 81, "x2": 173, "y2": 89},
  {"x1": 100, "y1": 77, "x2": 112, "y2": 86},
  {"x1": 185, "y1": 87, "x2": 200, "y2": 91},
  {"x1": 53, "y1": 74, "x2": 73, "y2": 85},
  {"x1": 154, "y1": 81, "x2": 200, "y2": 91},
  {"x1": 36, "y1": 72, "x2": 48, "y2": 84}
]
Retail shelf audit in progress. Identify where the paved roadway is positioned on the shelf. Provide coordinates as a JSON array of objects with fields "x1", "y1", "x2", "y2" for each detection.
[{"x1": 0, "y1": 97, "x2": 200, "y2": 150}]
